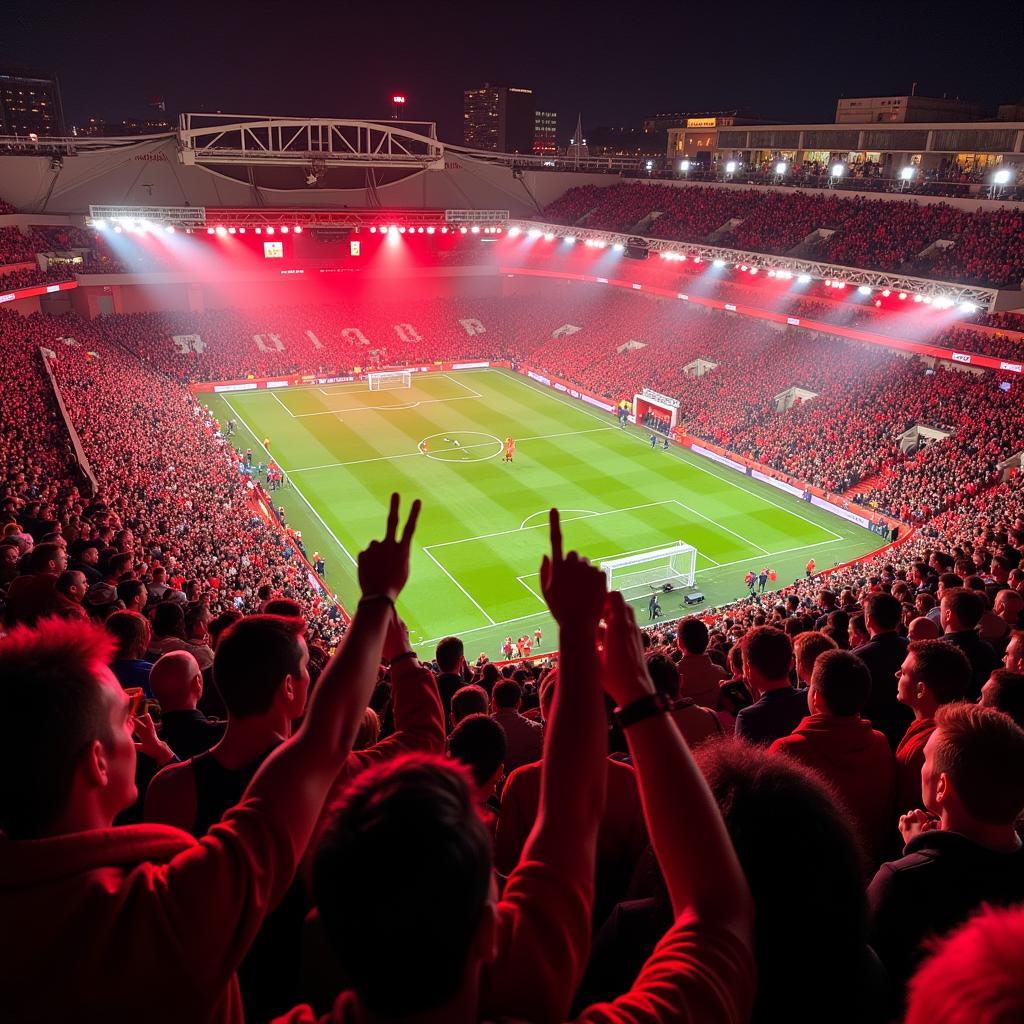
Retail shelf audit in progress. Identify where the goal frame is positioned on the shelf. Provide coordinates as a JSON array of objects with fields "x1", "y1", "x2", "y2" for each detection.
[
  {"x1": 368, "y1": 370, "x2": 413, "y2": 391},
  {"x1": 600, "y1": 542, "x2": 698, "y2": 594}
]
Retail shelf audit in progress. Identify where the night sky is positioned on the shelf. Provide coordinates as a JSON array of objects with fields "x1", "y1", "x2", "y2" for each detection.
[{"x1": 4, "y1": 0, "x2": 1022, "y2": 141}]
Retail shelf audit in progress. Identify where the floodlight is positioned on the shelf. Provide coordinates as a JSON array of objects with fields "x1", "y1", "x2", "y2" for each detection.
[
  {"x1": 775, "y1": 161, "x2": 787, "y2": 175},
  {"x1": 898, "y1": 291, "x2": 907, "y2": 300},
  {"x1": 900, "y1": 167, "x2": 915, "y2": 181},
  {"x1": 508, "y1": 226, "x2": 520, "y2": 237},
  {"x1": 293, "y1": 225, "x2": 302, "y2": 233},
  {"x1": 266, "y1": 226, "x2": 275, "y2": 235},
  {"x1": 858, "y1": 285, "x2": 872, "y2": 295},
  {"x1": 959, "y1": 302, "x2": 978, "y2": 314},
  {"x1": 830, "y1": 164, "x2": 844, "y2": 177},
  {"x1": 680, "y1": 159, "x2": 690, "y2": 172},
  {"x1": 993, "y1": 169, "x2": 1012, "y2": 185},
  {"x1": 565, "y1": 235, "x2": 576, "y2": 243},
  {"x1": 228, "y1": 227, "x2": 237, "y2": 235},
  {"x1": 215, "y1": 226, "x2": 227, "y2": 236},
  {"x1": 544, "y1": 232, "x2": 555, "y2": 241},
  {"x1": 725, "y1": 161, "x2": 737, "y2": 173},
  {"x1": 165, "y1": 225, "x2": 175, "y2": 234},
  {"x1": 426, "y1": 226, "x2": 435, "y2": 234},
  {"x1": 797, "y1": 273, "x2": 812, "y2": 284},
  {"x1": 471, "y1": 225, "x2": 480, "y2": 234},
  {"x1": 613, "y1": 242, "x2": 625, "y2": 252},
  {"x1": 712, "y1": 258, "x2": 726, "y2": 268}
]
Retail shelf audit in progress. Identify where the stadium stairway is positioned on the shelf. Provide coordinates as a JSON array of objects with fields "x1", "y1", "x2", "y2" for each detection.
[{"x1": 840, "y1": 471, "x2": 890, "y2": 500}]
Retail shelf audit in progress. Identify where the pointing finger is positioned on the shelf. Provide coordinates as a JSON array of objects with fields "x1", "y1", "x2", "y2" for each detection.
[
  {"x1": 549, "y1": 508, "x2": 563, "y2": 563},
  {"x1": 385, "y1": 492, "x2": 400, "y2": 541}
]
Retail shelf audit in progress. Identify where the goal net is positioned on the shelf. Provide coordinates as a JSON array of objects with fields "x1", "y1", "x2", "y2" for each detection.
[
  {"x1": 600, "y1": 542, "x2": 697, "y2": 596},
  {"x1": 368, "y1": 370, "x2": 413, "y2": 391}
]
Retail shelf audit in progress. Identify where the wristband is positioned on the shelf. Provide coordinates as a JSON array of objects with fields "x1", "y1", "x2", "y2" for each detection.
[
  {"x1": 614, "y1": 691, "x2": 671, "y2": 730},
  {"x1": 359, "y1": 593, "x2": 396, "y2": 609},
  {"x1": 388, "y1": 649, "x2": 418, "y2": 667}
]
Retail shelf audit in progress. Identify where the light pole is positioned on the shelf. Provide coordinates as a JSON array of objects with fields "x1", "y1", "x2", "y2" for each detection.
[
  {"x1": 391, "y1": 94, "x2": 406, "y2": 120},
  {"x1": 898, "y1": 165, "x2": 915, "y2": 192},
  {"x1": 828, "y1": 163, "x2": 844, "y2": 189},
  {"x1": 991, "y1": 167, "x2": 1012, "y2": 199}
]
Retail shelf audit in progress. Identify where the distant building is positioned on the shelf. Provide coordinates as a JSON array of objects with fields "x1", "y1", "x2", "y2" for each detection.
[
  {"x1": 666, "y1": 113, "x2": 764, "y2": 166},
  {"x1": 75, "y1": 116, "x2": 174, "y2": 138},
  {"x1": 835, "y1": 95, "x2": 989, "y2": 124},
  {"x1": 0, "y1": 67, "x2": 64, "y2": 137},
  {"x1": 587, "y1": 126, "x2": 667, "y2": 158},
  {"x1": 464, "y1": 84, "x2": 535, "y2": 153},
  {"x1": 533, "y1": 110, "x2": 557, "y2": 155},
  {"x1": 642, "y1": 113, "x2": 691, "y2": 131}
]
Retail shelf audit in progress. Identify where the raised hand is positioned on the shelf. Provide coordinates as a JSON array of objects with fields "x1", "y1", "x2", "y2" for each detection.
[
  {"x1": 381, "y1": 609, "x2": 413, "y2": 663},
  {"x1": 899, "y1": 807, "x2": 940, "y2": 845},
  {"x1": 133, "y1": 713, "x2": 175, "y2": 766},
  {"x1": 539, "y1": 508, "x2": 606, "y2": 628},
  {"x1": 600, "y1": 591, "x2": 656, "y2": 707},
  {"x1": 358, "y1": 493, "x2": 421, "y2": 601}
]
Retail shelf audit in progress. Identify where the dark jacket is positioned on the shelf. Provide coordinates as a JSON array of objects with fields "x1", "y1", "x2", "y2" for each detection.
[
  {"x1": 868, "y1": 829, "x2": 1024, "y2": 997},
  {"x1": 735, "y1": 686, "x2": 808, "y2": 745},
  {"x1": 159, "y1": 708, "x2": 226, "y2": 761},
  {"x1": 942, "y1": 630, "x2": 999, "y2": 700},
  {"x1": 854, "y1": 632, "x2": 912, "y2": 748}
]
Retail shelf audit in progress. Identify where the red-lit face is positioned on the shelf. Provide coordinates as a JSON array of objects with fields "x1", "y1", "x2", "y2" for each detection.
[
  {"x1": 897, "y1": 652, "x2": 920, "y2": 707},
  {"x1": 96, "y1": 666, "x2": 139, "y2": 819}
]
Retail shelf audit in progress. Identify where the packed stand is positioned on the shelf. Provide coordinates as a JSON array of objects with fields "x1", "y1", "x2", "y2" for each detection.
[
  {"x1": 0, "y1": 226, "x2": 38, "y2": 266},
  {"x1": 542, "y1": 184, "x2": 1024, "y2": 288},
  {"x1": 3, "y1": 482, "x2": 1024, "y2": 1022},
  {"x1": 0, "y1": 308, "x2": 347, "y2": 656}
]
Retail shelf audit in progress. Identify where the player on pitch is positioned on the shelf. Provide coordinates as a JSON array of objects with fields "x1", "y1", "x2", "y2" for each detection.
[{"x1": 504, "y1": 436, "x2": 516, "y2": 463}]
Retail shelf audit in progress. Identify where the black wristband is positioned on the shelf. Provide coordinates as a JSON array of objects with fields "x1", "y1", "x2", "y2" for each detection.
[
  {"x1": 359, "y1": 593, "x2": 396, "y2": 609},
  {"x1": 388, "y1": 649, "x2": 418, "y2": 667},
  {"x1": 614, "y1": 691, "x2": 672, "y2": 730}
]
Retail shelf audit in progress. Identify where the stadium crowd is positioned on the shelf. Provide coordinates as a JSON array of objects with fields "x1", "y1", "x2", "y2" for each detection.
[
  {"x1": 12, "y1": 290, "x2": 1016, "y2": 523},
  {"x1": 4, "y1": 281, "x2": 1024, "y2": 1020},
  {"x1": 542, "y1": 184, "x2": 1024, "y2": 288}
]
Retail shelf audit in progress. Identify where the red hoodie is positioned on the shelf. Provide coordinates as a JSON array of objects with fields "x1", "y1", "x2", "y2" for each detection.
[
  {"x1": 771, "y1": 714, "x2": 896, "y2": 862},
  {"x1": 0, "y1": 798, "x2": 297, "y2": 1023}
]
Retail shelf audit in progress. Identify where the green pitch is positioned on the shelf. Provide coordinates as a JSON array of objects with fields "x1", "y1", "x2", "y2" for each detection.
[{"x1": 206, "y1": 369, "x2": 885, "y2": 657}]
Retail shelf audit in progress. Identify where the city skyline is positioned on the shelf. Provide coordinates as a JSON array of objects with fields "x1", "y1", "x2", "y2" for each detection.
[{"x1": 2, "y1": 0, "x2": 1021, "y2": 143}]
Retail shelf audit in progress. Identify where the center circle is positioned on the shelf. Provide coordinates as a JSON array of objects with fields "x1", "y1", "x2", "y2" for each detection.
[{"x1": 419, "y1": 431, "x2": 504, "y2": 463}]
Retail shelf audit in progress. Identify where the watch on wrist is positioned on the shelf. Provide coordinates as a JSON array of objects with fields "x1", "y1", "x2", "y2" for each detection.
[
  {"x1": 388, "y1": 649, "x2": 418, "y2": 667},
  {"x1": 614, "y1": 691, "x2": 671, "y2": 730}
]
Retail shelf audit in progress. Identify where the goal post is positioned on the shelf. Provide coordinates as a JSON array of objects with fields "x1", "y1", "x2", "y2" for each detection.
[
  {"x1": 368, "y1": 370, "x2": 413, "y2": 391},
  {"x1": 600, "y1": 542, "x2": 697, "y2": 596}
]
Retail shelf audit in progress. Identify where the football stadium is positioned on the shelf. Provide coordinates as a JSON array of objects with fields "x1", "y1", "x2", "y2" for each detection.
[{"x1": 2, "y1": 24, "x2": 1024, "y2": 1024}]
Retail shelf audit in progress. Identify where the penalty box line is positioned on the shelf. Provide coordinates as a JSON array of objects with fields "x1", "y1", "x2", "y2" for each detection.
[
  {"x1": 502, "y1": 369, "x2": 844, "y2": 543},
  {"x1": 412, "y1": 534, "x2": 848, "y2": 649}
]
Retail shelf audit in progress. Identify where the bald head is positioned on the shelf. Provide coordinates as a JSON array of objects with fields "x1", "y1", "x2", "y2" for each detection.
[
  {"x1": 149, "y1": 651, "x2": 202, "y2": 712},
  {"x1": 908, "y1": 616, "x2": 941, "y2": 642}
]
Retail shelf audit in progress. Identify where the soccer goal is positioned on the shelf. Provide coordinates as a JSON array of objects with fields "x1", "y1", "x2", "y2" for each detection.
[
  {"x1": 600, "y1": 542, "x2": 698, "y2": 597},
  {"x1": 368, "y1": 370, "x2": 413, "y2": 391}
]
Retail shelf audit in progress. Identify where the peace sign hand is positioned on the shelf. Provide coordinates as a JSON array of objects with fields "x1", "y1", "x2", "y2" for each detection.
[{"x1": 358, "y1": 492, "x2": 422, "y2": 601}]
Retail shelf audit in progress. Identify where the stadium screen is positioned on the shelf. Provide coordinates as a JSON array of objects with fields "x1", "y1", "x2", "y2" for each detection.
[{"x1": 263, "y1": 241, "x2": 284, "y2": 259}]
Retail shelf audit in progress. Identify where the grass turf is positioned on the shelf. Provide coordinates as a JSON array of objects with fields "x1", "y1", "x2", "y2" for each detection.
[{"x1": 206, "y1": 368, "x2": 885, "y2": 657}]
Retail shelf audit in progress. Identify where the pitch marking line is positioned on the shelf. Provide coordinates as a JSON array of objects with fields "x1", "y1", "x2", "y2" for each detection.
[
  {"x1": 519, "y1": 509, "x2": 598, "y2": 530},
  {"x1": 412, "y1": 535, "x2": 846, "y2": 649},
  {"x1": 422, "y1": 547, "x2": 496, "y2": 624},
  {"x1": 288, "y1": 425, "x2": 616, "y2": 474},
  {"x1": 515, "y1": 575, "x2": 547, "y2": 606},
  {"x1": 428, "y1": 499, "x2": 763, "y2": 558},
  {"x1": 222, "y1": 396, "x2": 359, "y2": 567},
  {"x1": 270, "y1": 392, "x2": 296, "y2": 419},
  {"x1": 501, "y1": 369, "x2": 845, "y2": 542}
]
